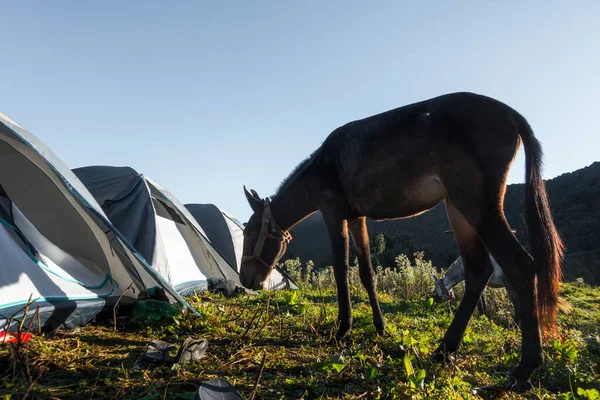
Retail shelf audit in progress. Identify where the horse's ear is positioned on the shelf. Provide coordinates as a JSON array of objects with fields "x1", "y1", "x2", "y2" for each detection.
[
  {"x1": 244, "y1": 185, "x2": 262, "y2": 213},
  {"x1": 250, "y1": 189, "x2": 261, "y2": 200}
]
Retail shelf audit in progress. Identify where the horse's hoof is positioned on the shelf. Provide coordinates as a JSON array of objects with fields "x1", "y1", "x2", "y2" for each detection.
[
  {"x1": 430, "y1": 349, "x2": 450, "y2": 364},
  {"x1": 471, "y1": 383, "x2": 509, "y2": 398},
  {"x1": 375, "y1": 325, "x2": 385, "y2": 336},
  {"x1": 430, "y1": 343, "x2": 454, "y2": 364},
  {"x1": 505, "y1": 369, "x2": 535, "y2": 392},
  {"x1": 334, "y1": 333, "x2": 348, "y2": 343},
  {"x1": 327, "y1": 334, "x2": 348, "y2": 347},
  {"x1": 506, "y1": 377, "x2": 534, "y2": 393},
  {"x1": 471, "y1": 376, "x2": 533, "y2": 397},
  {"x1": 328, "y1": 329, "x2": 348, "y2": 345},
  {"x1": 508, "y1": 359, "x2": 542, "y2": 387},
  {"x1": 334, "y1": 325, "x2": 350, "y2": 340}
]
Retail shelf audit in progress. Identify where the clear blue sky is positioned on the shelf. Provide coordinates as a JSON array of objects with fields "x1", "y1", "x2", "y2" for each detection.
[{"x1": 2, "y1": 1, "x2": 598, "y2": 222}]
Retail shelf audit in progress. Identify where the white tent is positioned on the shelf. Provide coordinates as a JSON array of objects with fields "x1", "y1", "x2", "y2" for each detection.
[
  {"x1": 185, "y1": 203, "x2": 298, "y2": 290},
  {"x1": 73, "y1": 166, "x2": 241, "y2": 296},
  {"x1": 0, "y1": 113, "x2": 195, "y2": 332}
]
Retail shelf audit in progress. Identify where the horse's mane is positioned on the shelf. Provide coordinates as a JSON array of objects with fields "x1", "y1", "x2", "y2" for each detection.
[{"x1": 274, "y1": 149, "x2": 319, "y2": 196}]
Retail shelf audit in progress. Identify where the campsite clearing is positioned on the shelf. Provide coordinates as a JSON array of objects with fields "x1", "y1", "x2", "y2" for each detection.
[{"x1": 2, "y1": 277, "x2": 598, "y2": 399}]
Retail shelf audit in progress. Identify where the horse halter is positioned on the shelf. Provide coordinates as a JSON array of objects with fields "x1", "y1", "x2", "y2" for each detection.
[{"x1": 241, "y1": 198, "x2": 292, "y2": 270}]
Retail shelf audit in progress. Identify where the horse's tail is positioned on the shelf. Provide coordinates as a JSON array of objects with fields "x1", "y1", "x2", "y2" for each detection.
[
  {"x1": 557, "y1": 296, "x2": 573, "y2": 315},
  {"x1": 516, "y1": 113, "x2": 565, "y2": 336}
]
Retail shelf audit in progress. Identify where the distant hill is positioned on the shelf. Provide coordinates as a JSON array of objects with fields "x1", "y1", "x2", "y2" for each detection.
[{"x1": 284, "y1": 162, "x2": 600, "y2": 285}]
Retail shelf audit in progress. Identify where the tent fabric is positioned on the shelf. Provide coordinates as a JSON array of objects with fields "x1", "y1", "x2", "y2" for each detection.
[
  {"x1": 73, "y1": 166, "x2": 241, "y2": 296},
  {"x1": 185, "y1": 204, "x2": 298, "y2": 290},
  {"x1": 72, "y1": 166, "x2": 158, "y2": 267},
  {"x1": 185, "y1": 204, "x2": 240, "y2": 270},
  {"x1": 0, "y1": 112, "x2": 196, "y2": 331},
  {"x1": 0, "y1": 198, "x2": 109, "y2": 330}
]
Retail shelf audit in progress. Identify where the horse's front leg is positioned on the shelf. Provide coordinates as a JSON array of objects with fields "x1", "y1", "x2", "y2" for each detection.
[
  {"x1": 348, "y1": 217, "x2": 385, "y2": 335},
  {"x1": 322, "y1": 211, "x2": 352, "y2": 339}
]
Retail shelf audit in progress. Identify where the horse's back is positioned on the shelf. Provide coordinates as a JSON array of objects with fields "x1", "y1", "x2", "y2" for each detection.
[
  {"x1": 323, "y1": 91, "x2": 520, "y2": 163},
  {"x1": 312, "y1": 92, "x2": 523, "y2": 220}
]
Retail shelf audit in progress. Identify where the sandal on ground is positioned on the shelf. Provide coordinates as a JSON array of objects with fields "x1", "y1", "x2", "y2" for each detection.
[
  {"x1": 143, "y1": 337, "x2": 208, "y2": 365},
  {"x1": 143, "y1": 339, "x2": 177, "y2": 363},
  {"x1": 174, "y1": 337, "x2": 208, "y2": 364}
]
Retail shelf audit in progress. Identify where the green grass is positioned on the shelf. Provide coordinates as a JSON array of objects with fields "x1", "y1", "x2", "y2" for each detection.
[{"x1": 1, "y1": 280, "x2": 599, "y2": 399}]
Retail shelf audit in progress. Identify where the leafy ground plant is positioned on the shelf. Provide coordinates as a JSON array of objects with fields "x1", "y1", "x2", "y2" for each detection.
[{"x1": 1, "y1": 259, "x2": 599, "y2": 399}]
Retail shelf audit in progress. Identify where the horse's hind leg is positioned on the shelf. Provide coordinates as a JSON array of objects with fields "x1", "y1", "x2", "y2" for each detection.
[
  {"x1": 477, "y1": 295, "x2": 487, "y2": 318},
  {"x1": 448, "y1": 186, "x2": 543, "y2": 385},
  {"x1": 348, "y1": 217, "x2": 385, "y2": 335},
  {"x1": 503, "y1": 279, "x2": 522, "y2": 327},
  {"x1": 433, "y1": 200, "x2": 494, "y2": 358}
]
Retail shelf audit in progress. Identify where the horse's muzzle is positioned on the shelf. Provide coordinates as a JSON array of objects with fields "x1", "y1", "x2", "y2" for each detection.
[{"x1": 239, "y1": 266, "x2": 265, "y2": 290}]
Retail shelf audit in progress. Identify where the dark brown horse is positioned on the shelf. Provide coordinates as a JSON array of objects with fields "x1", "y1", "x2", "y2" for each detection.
[{"x1": 239, "y1": 92, "x2": 564, "y2": 389}]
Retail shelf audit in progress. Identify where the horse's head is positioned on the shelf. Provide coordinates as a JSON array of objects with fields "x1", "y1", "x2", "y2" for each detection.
[
  {"x1": 432, "y1": 273, "x2": 454, "y2": 303},
  {"x1": 239, "y1": 186, "x2": 292, "y2": 290}
]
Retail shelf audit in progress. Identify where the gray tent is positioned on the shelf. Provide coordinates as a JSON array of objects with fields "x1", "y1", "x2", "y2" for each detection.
[
  {"x1": 185, "y1": 204, "x2": 298, "y2": 290},
  {"x1": 73, "y1": 166, "x2": 241, "y2": 296},
  {"x1": 0, "y1": 113, "x2": 195, "y2": 331}
]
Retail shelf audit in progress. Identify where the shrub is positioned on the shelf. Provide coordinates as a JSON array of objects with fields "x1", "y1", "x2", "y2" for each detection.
[
  {"x1": 388, "y1": 252, "x2": 437, "y2": 301},
  {"x1": 280, "y1": 251, "x2": 439, "y2": 302}
]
